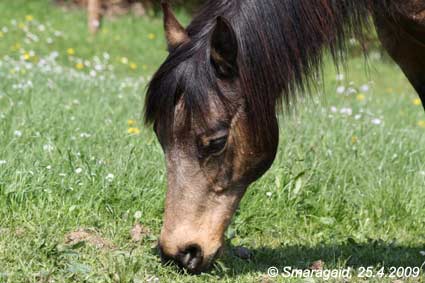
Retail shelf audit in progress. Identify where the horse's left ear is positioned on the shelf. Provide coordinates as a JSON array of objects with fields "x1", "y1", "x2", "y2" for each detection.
[{"x1": 210, "y1": 17, "x2": 238, "y2": 78}]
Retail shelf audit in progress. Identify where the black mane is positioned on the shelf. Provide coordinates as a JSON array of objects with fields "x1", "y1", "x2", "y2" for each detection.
[{"x1": 145, "y1": 0, "x2": 392, "y2": 144}]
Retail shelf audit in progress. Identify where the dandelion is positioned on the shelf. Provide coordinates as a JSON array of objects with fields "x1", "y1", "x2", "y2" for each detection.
[
  {"x1": 129, "y1": 63, "x2": 137, "y2": 70},
  {"x1": 75, "y1": 62, "x2": 84, "y2": 70},
  {"x1": 351, "y1": 136, "x2": 358, "y2": 144},
  {"x1": 128, "y1": 127, "x2": 141, "y2": 135},
  {"x1": 134, "y1": 211, "x2": 142, "y2": 220},
  {"x1": 105, "y1": 173, "x2": 114, "y2": 182},
  {"x1": 127, "y1": 119, "x2": 137, "y2": 126},
  {"x1": 25, "y1": 15, "x2": 33, "y2": 22},
  {"x1": 75, "y1": 168, "x2": 83, "y2": 174},
  {"x1": 418, "y1": 120, "x2": 425, "y2": 128},
  {"x1": 14, "y1": 130, "x2": 22, "y2": 137},
  {"x1": 147, "y1": 33, "x2": 156, "y2": 40},
  {"x1": 413, "y1": 98, "x2": 422, "y2": 106},
  {"x1": 22, "y1": 52, "x2": 31, "y2": 60},
  {"x1": 356, "y1": 94, "x2": 366, "y2": 101},
  {"x1": 67, "y1": 48, "x2": 75, "y2": 56}
]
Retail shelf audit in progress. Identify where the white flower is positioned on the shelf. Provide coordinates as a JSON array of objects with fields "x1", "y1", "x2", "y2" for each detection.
[
  {"x1": 134, "y1": 211, "x2": 142, "y2": 219},
  {"x1": 340, "y1": 107, "x2": 352, "y2": 116},
  {"x1": 0, "y1": 160, "x2": 6, "y2": 165},
  {"x1": 347, "y1": 87, "x2": 357, "y2": 95},
  {"x1": 360, "y1": 84, "x2": 370, "y2": 92},
  {"x1": 14, "y1": 130, "x2": 22, "y2": 137},
  {"x1": 330, "y1": 106, "x2": 337, "y2": 113},
  {"x1": 266, "y1": 192, "x2": 273, "y2": 197},
  {"x1": 43, "y1": 143, "x2": 54, "y2": 152},
  {"x1": 336, "y1": 74, "x2": 344, "y2": 81},
  {"x1": 371, "y1": 118, "x2": 382, "y2": 125},
  {"x1": 105, "y1": 173, "x2": 114, "y2": 182},
  {"x1": 46, "y1": 165, "x2": 52, "y2": 170},
  {"x1": 354, "y1": 114, "x2": 362, "y2": 120},
  {"x1": 80, "y1": 132, "x2": 91, "y2": 138},
  {"x1": 75, "y1": 168, "x2": 83, "y2": 174},
  {"x1": 420, "y1": 251, "x2": 425, "y2": 256},
  {"x1": 419, "y1": 171, "x2": 425, "y2": 176},
  {"x1": 336, "y1": 86, "x2": 346, "y2": 94}
]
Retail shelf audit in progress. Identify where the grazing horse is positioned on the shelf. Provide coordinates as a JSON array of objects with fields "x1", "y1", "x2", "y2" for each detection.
[{"x1": 144, "y1": 0, "x2": 425, "y2": 273}]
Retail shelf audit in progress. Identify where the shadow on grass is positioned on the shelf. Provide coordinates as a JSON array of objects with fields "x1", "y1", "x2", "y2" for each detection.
[{"x1": 219, "y1": 239, "x2": 425, "y2": 276}]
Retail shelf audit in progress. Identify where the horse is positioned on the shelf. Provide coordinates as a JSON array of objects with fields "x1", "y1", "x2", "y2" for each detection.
[{"x1": 144, "y1": 0, "x2": 425, "y2": 274}]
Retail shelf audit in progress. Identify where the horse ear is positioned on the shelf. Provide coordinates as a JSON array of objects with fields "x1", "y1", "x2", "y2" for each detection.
[
  {"x1": 210, "y1": 17, "x2": 238, "y2": 78},
  {"x1": 161, "y1": 1, "x2": 189, "y2": 51}
]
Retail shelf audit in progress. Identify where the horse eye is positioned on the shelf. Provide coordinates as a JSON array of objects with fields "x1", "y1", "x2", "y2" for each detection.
[{"x1": 207, "y1": 136, "x2": 228, "y2": 153}]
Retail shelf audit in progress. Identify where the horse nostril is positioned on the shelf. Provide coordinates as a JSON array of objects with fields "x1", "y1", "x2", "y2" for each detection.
[
  {"x1": 178, "y1": 244, "x2": 203, "y2": 272},
  {"x1": 158, "y1": 243, "x2": 172, "y2": 264}
]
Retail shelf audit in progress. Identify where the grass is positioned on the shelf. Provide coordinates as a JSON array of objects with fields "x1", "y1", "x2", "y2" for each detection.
[{"x1": 0, "y1": 1, "x2": 424, "y2": 282}]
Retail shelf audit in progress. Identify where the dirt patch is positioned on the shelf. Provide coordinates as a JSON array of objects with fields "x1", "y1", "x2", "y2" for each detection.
[
  {"x1": 65, "y1": 228, "x2": 116, "y2": 250},
  {"x1": 130, "y1": 223, "x2": 150, "y2": 242},
  {"x1": 309, "y1": 260, "x2": 324, "y2": 270}
]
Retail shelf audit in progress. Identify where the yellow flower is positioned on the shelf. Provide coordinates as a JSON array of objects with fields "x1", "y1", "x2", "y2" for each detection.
[
  {"x1": 11, "y1": 43, "x2": 21, "y2": 51},
  {"x1": 18, "y1": 23, "x2": 28, "y2": 30},
  {"x1": 75, "y1": 62, "x2": 84, "y2": 70},
  {"x1": 128, "y1": 127, "x2": 141, "y2": 135},
  {"x1": 127, "y1": 119, "x2": 137, "y2": 126},
  {"x1": 413, "y1": 98, "x2": 422, "y2": 106},
  {"x1": 386, "y1": 88, "x2": 393, "y2": 93},
  {"x1": 356, "y1": 94, "x2": 365, "y2": 101},
  {"x1": 129, "y1": 63, "x2": 137, "y2": 70},
  {"x1": 25, "y1": 15, "x2": 34, "y2": 22},
  {"x1": 67, "y1": 48, "x2": 75, "y2": 56},
  {"x1": 0, "y1": 31, "x2": 3, "y2": 38},
  {"x1": 418, "y1": 120, "x2": 425, "y2": 128},
  {"x1": 147, "y1": 33, "x2": 156, "y2": 40},
  {"x1": 23, "y1": 52, "x2": 30, "y2": 60},
  {"x1": 351, "y1": 136, "x2": 358, "y2": 144},
  {"x1": 120, "y1": 57, "x2": 128, "y2": 64}
]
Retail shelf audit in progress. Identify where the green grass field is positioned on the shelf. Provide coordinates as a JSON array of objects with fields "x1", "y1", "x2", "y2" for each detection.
[{"x1": 0, "y1": 1, "x2": 424, "y2": 282}]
